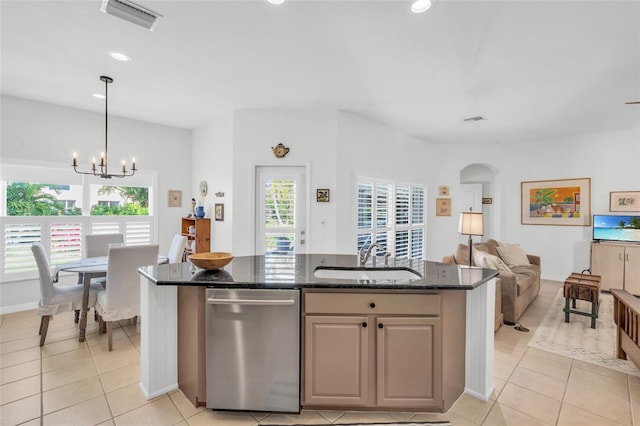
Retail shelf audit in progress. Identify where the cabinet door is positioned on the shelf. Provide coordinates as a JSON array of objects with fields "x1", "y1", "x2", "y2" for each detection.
[
  {"x1": 591, "y1": 243, "x2": 624, "y2": 291},
  {"x1": 304, "y1": 315, "x2": 369, "y2": 406},
  {"x1": 624, "y1": 246, "x2": 640, "y2": 296},
  {"x1": 376, "y1": 316, "x2": 441, "y2": 408}
]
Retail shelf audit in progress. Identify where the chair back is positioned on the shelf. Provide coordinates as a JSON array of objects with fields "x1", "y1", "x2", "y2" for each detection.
[
  {"x1": 167, "y1": 235, "x2": 188, "y2": 263},
  {"x1": 104, "y1": 244, "x2": 159, "y2": 319},
  {"x1": 86, "y1": 233, "x2": 124, "y2": 257},
  {"x1": 31, "y1": 242, "x2": 55, "y2": 302}
]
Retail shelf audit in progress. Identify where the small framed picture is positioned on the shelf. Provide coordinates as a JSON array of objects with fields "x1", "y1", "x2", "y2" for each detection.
[
  {"x1": 215, "y1": 203, "x2": 224, "y2": 221},
  {"x1": 436, "y1": 198, "x2": 451, "y2": 216},
  {"x1": 316, "y1": 188, "x2": 330, "y2": 202},
  {"x1": 438, "y1": 185, "x2": 449, "y2": 196},
  {"x1": 610, "y1": 191, "x2": 640, "y2": 212},
  {"x1": 168, "y1": 190, "x2": 182, "y2": 207}
]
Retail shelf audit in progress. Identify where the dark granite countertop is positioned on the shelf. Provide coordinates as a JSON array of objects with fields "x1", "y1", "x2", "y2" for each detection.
[{"x1": 138, "y1": 254, "x2": 497, "y2": 290}]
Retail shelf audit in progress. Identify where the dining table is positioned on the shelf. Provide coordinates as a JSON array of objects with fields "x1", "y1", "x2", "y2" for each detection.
[{"x1": 54, "y1": 254, "x2": 168, "y2": 342}]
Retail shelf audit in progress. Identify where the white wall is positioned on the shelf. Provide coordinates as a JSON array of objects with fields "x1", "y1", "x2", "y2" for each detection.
[
  {"x1": 191, "y1": 114, "x2": 234, "y2": 253},
  {"x1": 4, "y1": 94, "x2": 639, "y2": 310},
  {"x1": 0, "y1": 95, "x2": 191, "y2": 312},
  {"x1": 231, "y1": 109, "x2": 339, "y2": 256},
  {"x1": 426, "y1": 127, "x2": 640, "y2": 280},
  {"x1": 335, "y1": 112, "x2": 433, "y2": 254}
]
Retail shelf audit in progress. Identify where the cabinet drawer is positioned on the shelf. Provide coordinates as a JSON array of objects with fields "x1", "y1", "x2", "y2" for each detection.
[{"x1": 305, "y1": 293, "x2": 440, "y2": 316}]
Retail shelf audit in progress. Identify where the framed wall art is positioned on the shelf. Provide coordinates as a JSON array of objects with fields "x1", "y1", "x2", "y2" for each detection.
[
  {"x1": 521, "y1": 177, "x2": 591, "y2": 226},
  {"x1": 610, "y1": 191, "x2": 640, "y2": 212},
  {"x1": 316, "y1": 188, "x2": 330, "y2": 202},
  {"x1": 168, "y1": 190, "x2": 182, "y2": 208},
  {"x1": 435, "y1": 198, "x2": 451, "y2": 216},
  {"x1": 215, "y1": 203, "x2": 224, "y2": 221}
]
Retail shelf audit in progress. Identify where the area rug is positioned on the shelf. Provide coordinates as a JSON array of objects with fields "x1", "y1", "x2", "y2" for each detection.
[{"x1": 528, "y1": 288, "x2": 640, "y2": 377}]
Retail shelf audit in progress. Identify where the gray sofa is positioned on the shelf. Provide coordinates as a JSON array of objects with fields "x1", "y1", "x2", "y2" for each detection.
[{"x1": 442, "y1": 239, "x2": 541, "y2": 324}]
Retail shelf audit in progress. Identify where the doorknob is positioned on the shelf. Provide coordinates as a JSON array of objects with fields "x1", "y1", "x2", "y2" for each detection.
[{"x1": 300, "y1": 239, "x2": 305, "y2": 245}]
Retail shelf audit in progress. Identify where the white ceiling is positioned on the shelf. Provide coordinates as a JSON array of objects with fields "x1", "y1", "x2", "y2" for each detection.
[{"x1": 2, "y1": 0, "x2": 639, "y2": 145}]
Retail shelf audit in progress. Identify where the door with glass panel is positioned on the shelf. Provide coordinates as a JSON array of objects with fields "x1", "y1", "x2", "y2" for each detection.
[{"x1": 255, "y1": 166, "x2": 307, "y2": 255}]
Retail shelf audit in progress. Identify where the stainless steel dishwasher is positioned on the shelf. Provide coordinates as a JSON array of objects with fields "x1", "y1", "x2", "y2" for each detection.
[{"x1": 205, "y1": 288, "x2": 300, "y2": 413}]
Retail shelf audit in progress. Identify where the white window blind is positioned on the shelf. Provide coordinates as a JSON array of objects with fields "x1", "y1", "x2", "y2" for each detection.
[{"x1": 357, "y1": 177, "x2": 425, "y2": 259}]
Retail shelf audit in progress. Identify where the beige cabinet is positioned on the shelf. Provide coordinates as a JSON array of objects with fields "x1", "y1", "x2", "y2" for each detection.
[
  {"x1": 303, "y1": 292, "x2": 442, "y2": 410},
  {"x1": 376, "y1": 316, "x2": 441, "y2": 407},
  {"x1": 177, "y1": 286, "x2": 206, "y2": 406},
  {"x1": 304, "y1": 315, "x2": 369, "y2": 406},
  {"x1": 591, "y1": 242, "x2": 640, "y2": 294}
]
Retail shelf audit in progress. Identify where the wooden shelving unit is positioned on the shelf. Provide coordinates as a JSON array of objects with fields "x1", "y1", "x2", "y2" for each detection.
[{"x1": 181, "y1": 217, "x2": 210, "y2": 255}]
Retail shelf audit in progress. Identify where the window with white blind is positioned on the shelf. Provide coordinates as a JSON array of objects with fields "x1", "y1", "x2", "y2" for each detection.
[
  {"x1": 357, "y1": 177, "x2": 425, "y2": 259},
  {"x1": 0, "y1": 163, "x2": 156, "y2": 281}
]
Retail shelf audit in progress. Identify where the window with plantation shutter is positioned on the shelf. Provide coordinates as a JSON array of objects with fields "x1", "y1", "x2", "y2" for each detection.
[
  {"x1": 1, "y1": 163, "x2": 157, "y2": 281},
  {"x1": 357, "y1": 178, "x2": 425, "y2": 259}
]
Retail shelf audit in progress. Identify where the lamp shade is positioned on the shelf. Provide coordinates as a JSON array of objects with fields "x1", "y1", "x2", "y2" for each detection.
[{"x1": 458, "y1": 212, "x2": 484, "y2": 236}]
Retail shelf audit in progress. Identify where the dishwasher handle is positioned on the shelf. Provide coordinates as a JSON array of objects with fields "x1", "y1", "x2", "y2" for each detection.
[{"x1": 206, "y1": 298, "x2": 296, "y2": 306}]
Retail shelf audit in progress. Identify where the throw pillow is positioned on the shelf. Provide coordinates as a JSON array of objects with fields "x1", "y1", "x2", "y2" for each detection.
[
  {"x1": 496, "y1": 243, "x2": 530, "y2": 268},
  {"x1": 473, "y1": 249, "x2": 511, "y2": 272}
]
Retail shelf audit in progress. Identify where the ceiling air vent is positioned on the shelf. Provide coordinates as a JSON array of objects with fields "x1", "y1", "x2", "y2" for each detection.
[
  {"x1": 100, "y1": 0, "x2": 162, "y2": 31},
  {"x1": 463, "y1": 116, "x2": 487, "y2": 123}
]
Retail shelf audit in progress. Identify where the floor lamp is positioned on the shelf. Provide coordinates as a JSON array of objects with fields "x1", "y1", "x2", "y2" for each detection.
[{"x1": 458, "y1": 208, "x2": 484, "y2": 266}]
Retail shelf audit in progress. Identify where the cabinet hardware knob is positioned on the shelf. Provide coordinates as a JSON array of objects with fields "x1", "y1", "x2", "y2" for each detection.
[
  {"x1": 369, "y1": 302, "x2": 376, "y2": 308},
  {"x1": 362, "y1": 322, "x2": 368, "y2": 328},
  {"x1": 378, "y1": 323, "x2": 383, "y2": 329}
]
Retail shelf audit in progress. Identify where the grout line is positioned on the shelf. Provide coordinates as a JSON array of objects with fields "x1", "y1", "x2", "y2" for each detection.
[{"x1": 39, "y1": 343, "x2": 44, "y2": 426}]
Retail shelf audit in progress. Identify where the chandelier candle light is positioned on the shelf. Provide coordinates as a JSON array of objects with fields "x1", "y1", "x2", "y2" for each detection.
[
  {"x1": 458, "y1": 207, "x2": 484, "y2": 267},
  {"x1": 72, "y1": 75, "x2": 136, "y2": 179}
]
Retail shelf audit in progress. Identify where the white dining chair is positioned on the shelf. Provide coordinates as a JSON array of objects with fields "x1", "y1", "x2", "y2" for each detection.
[
  {"x1": 86, "y1": 233, "x2": 124, "y2": 257},
  {"x1": 73, "y1": 233, "x2": 125, "y2": 322},
  {"x1": 32, "y1": 242, "x2": 104, "y2": 346},
  {"x1": 95, "y1": 244, "x2": 159, "y2": 351},
  {"x1": 167, "y1": 234, "x2": 188, "y2": 263}
]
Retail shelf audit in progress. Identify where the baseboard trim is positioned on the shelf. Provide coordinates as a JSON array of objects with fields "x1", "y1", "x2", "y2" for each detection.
[{"x1": 0, "y1": 302, "x2": 38, "y2": 315}]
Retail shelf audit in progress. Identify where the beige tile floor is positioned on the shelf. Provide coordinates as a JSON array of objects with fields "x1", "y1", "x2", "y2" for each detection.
[{"x1": 1, "y1": 279, "x2": 639, "y2": 425}]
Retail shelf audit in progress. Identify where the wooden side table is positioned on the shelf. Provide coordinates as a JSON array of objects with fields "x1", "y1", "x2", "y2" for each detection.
[{"x1": 563, "y1": 272, "x2": 602, "y2": 329}]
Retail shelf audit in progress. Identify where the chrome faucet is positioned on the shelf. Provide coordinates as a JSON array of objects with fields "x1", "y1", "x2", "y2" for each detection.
[{"x1": 359, "y1": 243, "x2": 385, "y2": 266}]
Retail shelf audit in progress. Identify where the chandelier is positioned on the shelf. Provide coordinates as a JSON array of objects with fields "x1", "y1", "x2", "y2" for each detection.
[{"x1": 72, "y1": 75, "x2": 136, "y2": 179}]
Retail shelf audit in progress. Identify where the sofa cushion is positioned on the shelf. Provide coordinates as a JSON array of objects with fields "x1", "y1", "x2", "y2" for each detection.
[
  {"x1": 496, "y1": 243, "x2": 531, "y2": 268},
  {"x1": 473, "y1": 249, "x2": 511, "y2": 272},
  {"x1": 510, "y1": 265, "x2": 541, "y2": 295}
]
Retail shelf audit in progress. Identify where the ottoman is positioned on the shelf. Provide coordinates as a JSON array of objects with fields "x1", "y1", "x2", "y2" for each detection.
[{"x1": 563, "y1": 272, "x2": 602, "y2": 329}]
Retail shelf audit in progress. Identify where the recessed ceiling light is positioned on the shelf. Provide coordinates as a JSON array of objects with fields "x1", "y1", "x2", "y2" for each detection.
[
  {"x1": 109, "y1": 51, "x2": 131, "y2": 62},
  {"x1": 411, "y1": 0, "x2": 432, "y2": 13},
  {"x1": 93, "y1": 93, "x2": 106, "y2": 99},
  {"x1": 267, "y1": 0, "x2": 286, "y2": 5}
]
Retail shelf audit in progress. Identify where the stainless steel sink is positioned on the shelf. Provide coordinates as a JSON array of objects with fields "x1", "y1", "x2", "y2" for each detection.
[{"x1": 313, "y1": 266, "x2": 422, "y2": 281}]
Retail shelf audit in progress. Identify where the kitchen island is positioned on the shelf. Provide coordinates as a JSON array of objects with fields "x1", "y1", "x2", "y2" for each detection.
[{"x1": 138, "y1": 254, "x2": 497, "y2": 412}]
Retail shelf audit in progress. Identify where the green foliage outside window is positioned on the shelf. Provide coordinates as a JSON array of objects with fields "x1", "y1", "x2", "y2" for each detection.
[{"x1": 6, "y1": 182, "x2": 80, "y2": 216}]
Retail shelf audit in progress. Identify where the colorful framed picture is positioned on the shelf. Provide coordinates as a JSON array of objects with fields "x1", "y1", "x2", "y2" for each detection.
[
  {"x1": 215, "y1": 203, "x2": 224, "y2": 221},
  {"x1": 610, "y1": 191, "x2": 640, "y2": 212},
  {"x1": 316, "y1": 188, "x2": 330, "y2": 202},
  {"x1": 521, "y1": 178, "x2": 591, "y2": 226},
  {"x1": 168, "y1": 190, "x2": 182, "y2": 207},
  {"x1": 438, "y1": 185, "x2": 449, "y2": 196},
  {"x1": 435, "y1": 198, "x2": 451, "y2": 216}
]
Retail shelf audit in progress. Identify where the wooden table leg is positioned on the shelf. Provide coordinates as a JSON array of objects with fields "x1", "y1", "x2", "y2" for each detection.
[{"x1": 78, "y1": 272, "x2": 90, "y2": 342}]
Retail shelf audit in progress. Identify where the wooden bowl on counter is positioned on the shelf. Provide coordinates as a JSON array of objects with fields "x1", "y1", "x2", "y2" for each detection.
[{"x1": 188, "y1": 252, "x2": 234, "y2": 270}]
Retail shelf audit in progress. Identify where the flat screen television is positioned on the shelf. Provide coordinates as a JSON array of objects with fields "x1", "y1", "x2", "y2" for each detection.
[{"x1": 593, "y1": 214, "x2": 640, "y2": 243}]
